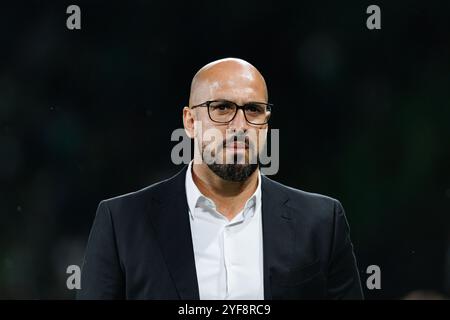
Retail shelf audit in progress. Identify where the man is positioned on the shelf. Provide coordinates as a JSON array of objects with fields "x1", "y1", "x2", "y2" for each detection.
[{"x1": 78, "y1": 58, "x2": 363, "y2": 299}]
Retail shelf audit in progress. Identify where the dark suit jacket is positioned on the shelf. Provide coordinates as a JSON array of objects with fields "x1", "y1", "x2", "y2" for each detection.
[{"x1": 77, "y1": 166, "x2": 363, "y2": 299}]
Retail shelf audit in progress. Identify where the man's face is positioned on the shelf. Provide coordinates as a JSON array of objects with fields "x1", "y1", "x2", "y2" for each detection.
[{"x1": 184, "y1": 59, "x2": 270, "y2": 181}]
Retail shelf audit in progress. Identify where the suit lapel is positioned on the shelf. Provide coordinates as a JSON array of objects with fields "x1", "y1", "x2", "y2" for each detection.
[
  {"x1": 146, "y1": 166, "x2": 200, "y2": 300},
  {"x1": 261, "y1": 175, "x2": 294, "y2": 300},
  {"x1": 146, "y1": 167, "x2": 294, "y2": 300}
]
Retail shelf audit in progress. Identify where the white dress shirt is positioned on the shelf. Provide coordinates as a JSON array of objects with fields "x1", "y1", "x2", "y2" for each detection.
[{"x1": 185, "y1": 161, "x2": 264, "y2": 300}]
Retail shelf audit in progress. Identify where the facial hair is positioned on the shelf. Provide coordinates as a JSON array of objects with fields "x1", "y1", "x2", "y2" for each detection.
[{"x1": 202, "y1": 132, "x2": 259, "y2": 182}]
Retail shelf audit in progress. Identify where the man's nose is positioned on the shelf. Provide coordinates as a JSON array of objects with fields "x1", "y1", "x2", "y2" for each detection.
[{"x1": 228, "y1": 108, "x2": 248, "y2": 131}]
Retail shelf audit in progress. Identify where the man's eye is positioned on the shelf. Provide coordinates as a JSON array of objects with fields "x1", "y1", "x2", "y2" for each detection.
[
  {"x1": 246, "y1": 104, "x2": 263, "y2": 113},
  {"x1": 211, "y1": 102, "x2": 233, "y2": 111},
  {"x1": 217, "y1": 104, "x2": 229, "y2": 110}
]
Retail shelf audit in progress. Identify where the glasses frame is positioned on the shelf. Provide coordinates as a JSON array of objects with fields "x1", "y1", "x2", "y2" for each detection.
[{"x1": 190, "y1": 99, "x2": 273, "y2": 125}]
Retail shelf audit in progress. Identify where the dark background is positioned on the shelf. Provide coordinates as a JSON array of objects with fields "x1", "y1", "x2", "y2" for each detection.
[{"x1": 0, "y1": 0, "x2": 449, "y2": 299}]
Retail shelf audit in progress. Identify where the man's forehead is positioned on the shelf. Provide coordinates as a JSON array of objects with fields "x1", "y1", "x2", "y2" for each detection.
[
  {"x1": 203, "y1": 77, "x2": 259, "y2": 92},
  {"x1": 189, "y1": 58, "x2": 267, "y2": 104},
  {"x1": 190, "y1": 77, "x2": 264, "y2": 105}
]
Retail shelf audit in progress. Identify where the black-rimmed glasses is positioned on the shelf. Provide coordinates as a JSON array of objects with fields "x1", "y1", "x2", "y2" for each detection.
[{"x1": 190, "y1": 100, "x2": 272, "y2": 125}]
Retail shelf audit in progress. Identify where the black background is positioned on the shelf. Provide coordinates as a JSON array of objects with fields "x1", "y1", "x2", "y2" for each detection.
[{"x1": 0, "y1": 0, "x2": 449, "y2": 299}]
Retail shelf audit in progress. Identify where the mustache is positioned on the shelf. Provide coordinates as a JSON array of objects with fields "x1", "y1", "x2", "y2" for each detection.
[{"x1": 222, "y1": 134, "x2": 253, "y2": 149}]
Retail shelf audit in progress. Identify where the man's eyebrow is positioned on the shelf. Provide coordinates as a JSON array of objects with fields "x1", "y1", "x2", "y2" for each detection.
[{"x1": 211, "y1": 99, "x2": 268, "y2": 104}]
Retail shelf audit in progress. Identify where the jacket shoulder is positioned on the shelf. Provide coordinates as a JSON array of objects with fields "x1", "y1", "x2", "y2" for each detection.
[
  {"x1": 98, "y1": 167, "x2": 186, "y2": 217},
  {"x1": 262, "y1": 175, "x2": 343, "y2": 220}
]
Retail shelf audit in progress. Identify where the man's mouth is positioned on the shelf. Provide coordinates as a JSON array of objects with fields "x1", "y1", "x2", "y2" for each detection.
[
  {"x1": 224, "y1": 136, "x2": 250, "y2": 150},
  {"x1": 225, "y1": 141, "x2": 249, "y2": 149}
]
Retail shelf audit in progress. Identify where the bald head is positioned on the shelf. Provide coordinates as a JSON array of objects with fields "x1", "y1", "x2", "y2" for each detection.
[
  {"x1": 183, "y1": 58, "x2": 271, "y2": 182},
  {"x1": 189, "y1": 58, "x2": 268, "y2": 107}
]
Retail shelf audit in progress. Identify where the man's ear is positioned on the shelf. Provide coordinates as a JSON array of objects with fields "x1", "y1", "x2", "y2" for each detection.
[{"x1": 183, "y1": 106, "x2": 195, "y2": 138}]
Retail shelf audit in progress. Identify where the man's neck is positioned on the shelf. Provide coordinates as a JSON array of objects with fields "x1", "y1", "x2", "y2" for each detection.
[{"x1": 191, "y1": 163, "x2": 259, "y2": 221}]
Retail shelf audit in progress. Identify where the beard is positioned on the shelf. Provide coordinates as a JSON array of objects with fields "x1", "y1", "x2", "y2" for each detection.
[
  {"x1": 206, "y1": 144, "x2": 259, "y2": 182},
  {"x1": 200, "y1": 131, "x2": 260, "y2": 182},
  {"x1": 207, "y1": 162, "x2": 258, "y2": 182}
]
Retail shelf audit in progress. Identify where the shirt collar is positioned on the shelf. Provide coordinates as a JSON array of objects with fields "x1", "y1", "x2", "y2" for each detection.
[{"x1": 185, "y1": 161, "x2": 261, "y2": 221}]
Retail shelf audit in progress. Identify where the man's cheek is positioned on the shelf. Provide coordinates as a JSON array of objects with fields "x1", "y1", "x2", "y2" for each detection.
[{"x1": 202, "y1": 138, "x2": 223, "y2": 163}]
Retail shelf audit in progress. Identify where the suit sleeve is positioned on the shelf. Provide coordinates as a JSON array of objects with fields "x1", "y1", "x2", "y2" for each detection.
[
  {"x1": 77, "y1": 200, "x2": 125, "y2": 299},
  {"x1": 326, "y1": 200, "x2": 364, "y2": 299}
]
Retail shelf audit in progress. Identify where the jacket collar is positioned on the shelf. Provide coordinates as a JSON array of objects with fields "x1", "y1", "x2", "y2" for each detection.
[{"x1": 146, "y1": 165, "x2": 292, "y2": 300}]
